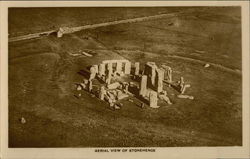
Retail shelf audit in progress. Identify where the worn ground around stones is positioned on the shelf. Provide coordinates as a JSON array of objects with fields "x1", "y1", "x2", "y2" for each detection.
[{"x1": 8, "y1": 7, "x2": 242, "y2": 147}]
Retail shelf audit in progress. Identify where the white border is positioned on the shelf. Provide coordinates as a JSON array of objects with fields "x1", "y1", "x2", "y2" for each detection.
[{"x1": 1, "y1": 1, "x2": 249, "y2": 159}]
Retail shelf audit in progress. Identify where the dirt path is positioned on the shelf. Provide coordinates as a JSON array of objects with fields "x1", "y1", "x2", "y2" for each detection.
[
  {"x1": 166, "y1": 54, "x2": 242, "y2": 76},
  {"x1": 9, "y1": 10, "x2": 194, "y2": 43}
]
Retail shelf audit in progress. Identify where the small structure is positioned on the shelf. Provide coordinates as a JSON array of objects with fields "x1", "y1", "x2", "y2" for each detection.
[
  {"x1": 20, "y1": 117, "x2": 26, "y2": 124},
  {"x1": 57, "y1": 28, "x2": 65, "y2": 38},
  {"x1": 57, "y1": 27, "x2": 72, "y2": 38}
]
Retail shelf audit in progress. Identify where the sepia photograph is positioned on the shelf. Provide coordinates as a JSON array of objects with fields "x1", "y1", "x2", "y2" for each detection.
[
  {"x1": 1, "y1": 1, "x2": 250, "y2": 159},
  {"x1": 8, "y1": 6, "x2": 243, "y2": 147}
]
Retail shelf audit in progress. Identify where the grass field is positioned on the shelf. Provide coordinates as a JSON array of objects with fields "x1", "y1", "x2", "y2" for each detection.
[{"x1": 8, "y1": 7, "x2": 242, "y2": 147}]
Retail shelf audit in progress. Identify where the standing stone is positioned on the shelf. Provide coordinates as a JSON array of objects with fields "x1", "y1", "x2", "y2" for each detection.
[
  {"x1": 156, "y1": 68, "x2": 164, "y2": 93},
  {"x1": 99, "y1": 86, "x2": 106, "y2": 100},
  {"x1": 124, "y1": 62, "x2": 131, "y2": 74},
  {"x1": 124, "y1": 83, "x2": 129, "y2": 94},
  {"x1": 90, "y1": 66, "x2": 96, "y2": 74},
  {"x1": 134, "y1": 62, "x2": 140, "y2": 76},
  {"x1": 149, "y1": 91, "x2": 158, "y2": 108},
  {"x1": 139, "y1": 75, "x2": 147, "y2": 97},
  {"x1": 99, "y1": 63, "x2": 105, "y2": 76},
  {"x1": 89, "y1": 66, "x2": 97, "y2": 80},
  {"x1": 116, "y1": 61, "x2": 122, "y2": 74},
  {"x1": 89, "y1": 80, "x2": 93, "y2": 92},
  {"x1": 107, "y1": 63, "x2": 113, "y2": 74},
  {"x1": 144, "y1": 63, "x2": 151, "y2": 76},
  {"x1": 145, "y1": 62, "x2": 157, "y2": 87},
  {"x1": 178, "y1": 77, "x2": 190, "y2": 94},
  {"x1": 151, "y1": 66, "x2": 156, "y2": 86},
  {"x1": 105, "y1": 70, "x2": 112, "y2": 85},
  {"x1": 93, "y1": 65, "x2": 98, "y2": 74},
  {"x1": 167, "y1": 68, "x2": 172, "y2": 83},
  {"x1": 106, "y1": 77, "x2": 111, "y2": 85},
  {"x1": 179, "y1": 77, "x2": 184, "y2": 87},
  {"x1": 179, "y1": 77, "x2": 185, "y2": 94},
  {"x1": 161, "y1": 65, "x2": 172, "y2": 83}
]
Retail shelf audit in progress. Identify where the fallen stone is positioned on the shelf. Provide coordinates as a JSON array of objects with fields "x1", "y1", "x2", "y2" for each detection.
[
  {"x1": 76, "y1": 85, "x2": 82, "y2": 91},
  {"x1": 81, "y1": 51, "x2": 93, "y2": 57},
  {"x1": 99, "y1": 86, "x2": 106, "y2": 100},
  {"x1": 107, "y1": 82, "x2": 121, "y2": 90},
  {"x1": 114, "y1": 104, "x2": 121, "y2": 110},
  {"x1": 80, "y1": 83, "x2": 86, "y2": 89},
  {"x1": 128, "y1": 99, "x2": 134, "y2": 102},
  {"x1": 141, "y1": 103, "x2": 145, "y2": 108},
  {"x1": 118, "y1": 103, "x2": 123, "y2": 107},
  {"x1": 107, "y1": 91, "x2": 116, "y2": 102},
  {"x1": 180, "y1": 84, "x2": 191, "y2": 94},
  {"x1": 116, "y1": 72, "x2": 124, "y2": 76},
  {"x1": 177, "y1": 94, "x2": 194, "y2": 100},
  {"x1": 150, "y1": 105, "x2": 160, "y2": 109},
  {"x1": 129, "y1": 82, "x2": 134, "y2": 85},
  {"x1": 117, "y1": 91, "x2": 129, "y2": 100},
  {"x1": 69, "y1": 52, "x2": 81, "y2": 57},
  {"x1": 159, "y1": 94, "x2": 172, "y2": 105},
  {"x1": 109, "y1": 102, "x2": 114, "y2": 107}
]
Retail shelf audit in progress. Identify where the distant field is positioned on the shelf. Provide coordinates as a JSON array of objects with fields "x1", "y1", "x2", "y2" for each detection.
[
  {"x1": 8, "y1": 7, "x2": 240, "y2": 37},
  {"x1": 8, "y1": 7, "x2": 242, "y2": 147},
  {"x1": 8, "y1": 7, "x2": 185, "y2": 37}
]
